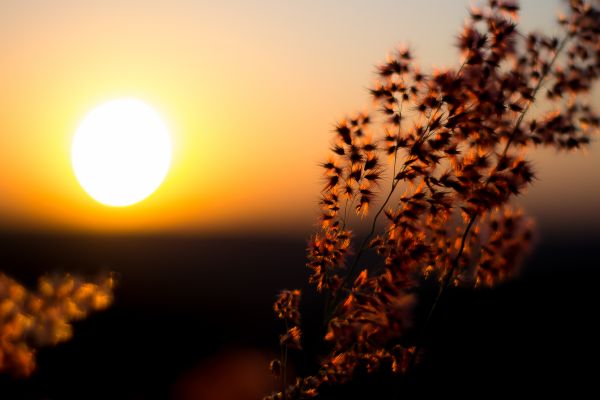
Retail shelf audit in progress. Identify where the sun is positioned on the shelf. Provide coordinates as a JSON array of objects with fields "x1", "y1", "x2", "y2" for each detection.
[{"x1": 71, "y1": 98, "x2": 172, "y2": 207}]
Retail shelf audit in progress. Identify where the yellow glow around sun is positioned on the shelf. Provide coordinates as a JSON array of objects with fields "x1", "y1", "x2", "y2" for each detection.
[{"x1": 71, "y1": 98, "x2": 172, "y2": 207}]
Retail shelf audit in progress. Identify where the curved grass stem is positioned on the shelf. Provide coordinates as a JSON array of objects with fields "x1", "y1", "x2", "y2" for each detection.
[{"x1": 408, "y1": 34, "x2": 571, "y2": 370}]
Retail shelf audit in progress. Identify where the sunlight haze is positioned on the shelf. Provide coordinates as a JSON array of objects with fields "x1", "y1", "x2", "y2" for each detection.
[{"x1": 0, "y1": 0, "x2": 598, "y2": 233}]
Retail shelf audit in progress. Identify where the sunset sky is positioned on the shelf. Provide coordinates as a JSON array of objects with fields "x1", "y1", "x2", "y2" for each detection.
[{"x1": 1, "y1": 0, "x2": 598, "y2": 234}]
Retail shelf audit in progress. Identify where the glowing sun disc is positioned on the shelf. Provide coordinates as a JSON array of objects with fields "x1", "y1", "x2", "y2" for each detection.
[{"x1": 71, "y1": 98, "x2": 172, "y2": 207}]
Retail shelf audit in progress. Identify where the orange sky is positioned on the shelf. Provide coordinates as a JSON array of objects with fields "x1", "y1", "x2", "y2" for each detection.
[{"x1": 0, "y1": 0, "x2": 598, "y2": 233}]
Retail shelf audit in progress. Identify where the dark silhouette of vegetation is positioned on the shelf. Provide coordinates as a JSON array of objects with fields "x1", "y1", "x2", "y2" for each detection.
[{"x1": 267, "y1": 1, "x2": 600, "y2": 398}]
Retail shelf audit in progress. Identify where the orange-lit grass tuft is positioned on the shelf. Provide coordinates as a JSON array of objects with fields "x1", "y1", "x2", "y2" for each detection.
[
  {"x1": 266, "y1": 0, "x2": 600, "y2": 398},
  {"x1": 0, "y1": 273, "x2": 114, "y2": 377}
]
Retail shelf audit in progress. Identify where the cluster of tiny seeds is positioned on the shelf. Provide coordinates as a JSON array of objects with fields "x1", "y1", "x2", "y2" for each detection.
[{"x1": 267, "y1": 1, "x2": 599, "y2": 398}]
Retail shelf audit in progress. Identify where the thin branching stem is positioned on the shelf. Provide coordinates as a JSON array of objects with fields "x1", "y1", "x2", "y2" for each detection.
[
  {"x1": 328, "y1": 62, "x2": 467, "y2": 321},
  {"x1": 282, "y1": 319, "x2": 289, "y2": 397},
  {"x1": 502, "y1": 34, "x2": 571, "y2": 157},
  {"x1": 409, "y1": 34, "x2": 571, "y2": 369}
]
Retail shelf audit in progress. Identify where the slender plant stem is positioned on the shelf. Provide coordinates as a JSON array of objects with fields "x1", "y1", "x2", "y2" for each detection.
[
  {"x1": 502, "y1": 34, "x2": 571, "y2": 157},
  {"x1": 281, "y1": 319, "x2": 289, "y2": 398},
  {"x1": 338, "y1": 60, "x2": 467, "y2": 295},
  {"x1": 409, "y1": 214, "x2": 476, "y2": 368},
  {"x1": 327, "y1": 68, "x2": 465, "y2": 321},
  {"x1": 341, "y1": 197, "x2": 350, "y2": 230},
  {"x1": 346, "y1": 116, "x2": 436, "y2": 278},
  {"x1": 408, "y1": 34, "x2": 571, "y2": 370}
]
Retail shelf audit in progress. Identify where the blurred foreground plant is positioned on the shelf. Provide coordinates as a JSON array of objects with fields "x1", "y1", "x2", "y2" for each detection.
[
  {"x1": 267, "y1": 0, "x2": 600, "y2": 398},
  {"x1": 0, "y1": 273, "x2": 114, "y2": 377}
]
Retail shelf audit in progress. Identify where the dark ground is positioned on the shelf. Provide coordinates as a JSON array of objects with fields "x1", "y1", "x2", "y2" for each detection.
[{"x1": 0, "y1": 230, "x2": 598, "y2": 399}]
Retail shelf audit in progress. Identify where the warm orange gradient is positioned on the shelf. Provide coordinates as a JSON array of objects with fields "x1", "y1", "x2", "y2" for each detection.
[{"x1": 0, "y1": 0, "x2": 598, "y2": 233}]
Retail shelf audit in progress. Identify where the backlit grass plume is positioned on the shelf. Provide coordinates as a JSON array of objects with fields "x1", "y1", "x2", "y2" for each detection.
[
  {"x1": 267, "y1": 0, "x2": 600, "y2": 398},
  {"x1": 0, "y1": 273, "x2": 114, "y2": 377}
]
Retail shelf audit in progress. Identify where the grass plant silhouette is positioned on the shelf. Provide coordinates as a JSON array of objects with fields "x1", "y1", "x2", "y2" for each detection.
[{"x1": 267, "y1": 1, "x2": 600, "y2": 398}]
